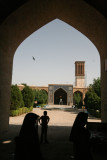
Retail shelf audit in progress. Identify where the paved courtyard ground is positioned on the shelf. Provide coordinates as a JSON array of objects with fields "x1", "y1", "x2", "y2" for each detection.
[{"x1": 0, "y1": 106, "x2": 107, "y2": 160}]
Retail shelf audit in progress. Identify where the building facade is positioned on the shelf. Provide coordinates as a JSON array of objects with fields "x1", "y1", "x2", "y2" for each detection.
[
  {"x1": 48, "y1": 84, "x2": 73, "y2": 106},
  {"x1": 47, "y1": 61, "x2": 87, "y2": 105},
  {"x1": 18, "y1": 61, "x2": 87, "y2": 106}
]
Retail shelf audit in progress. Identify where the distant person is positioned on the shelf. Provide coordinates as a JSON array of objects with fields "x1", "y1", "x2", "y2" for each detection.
[
  {"x1": 39, "y1": 111, "x2": 50, "y2": 143},
  {"x1": 69, "y1": 112, "x2": 93, "y2": 160},
  {"x1": 59, "y1": 98, "x2": 63, "y2": 105},
  {"x1": 14, "y1": 113, "x2": 43, "y2": 160}
]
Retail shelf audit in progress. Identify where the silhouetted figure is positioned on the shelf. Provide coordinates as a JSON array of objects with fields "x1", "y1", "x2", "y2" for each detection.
[
  {"x1": 39, "y1": 111, "x2": 50, "y2": 143},
  {"x1": 32, "y1": 56, "x2": 35, "y2": 61},
  {"x1": 14, "y1": 113, "x2": 43, "y2": 160},
  {"x1": 69, "y1": 112, "x2": 93, "y2": 160}
]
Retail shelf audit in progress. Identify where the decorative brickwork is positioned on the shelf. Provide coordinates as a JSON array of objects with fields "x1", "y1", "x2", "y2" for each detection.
[{"x1": 75, "y1": 61, "x2": 85, "y2": 87}]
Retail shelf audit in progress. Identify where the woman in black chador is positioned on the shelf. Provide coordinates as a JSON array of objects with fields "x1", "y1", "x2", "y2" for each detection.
[
  {"x1": 14, "y1": 113, "x2": 43, "y2": 160},
  {"x1": 69, "y1": 112, "x2": 93, "y2": 160}
]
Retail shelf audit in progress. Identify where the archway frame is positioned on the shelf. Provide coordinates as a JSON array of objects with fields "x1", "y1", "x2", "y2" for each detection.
[
  {"x1": 54, "y1": 87, "x2": 67, "y2": 105},
  {"x1": 73, "y1": 91, "x2": 83, "y2": 98},
  {"x1": 54, "y1": 87, "x2": 67, "y2": 94},
  {"x1": 0, "y1": 0, "x2": 107, "y2": 133},
  {"x1": 73, "y1": 90, "x2": 83, "y2": 105}
]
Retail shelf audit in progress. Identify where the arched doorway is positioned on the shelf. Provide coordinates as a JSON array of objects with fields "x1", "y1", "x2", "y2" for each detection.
[
  {"x1": 73, "y1": 91, "x2": 83, "y2": 101},
  {"x1": 73, "y1": 91, "x2": 83, "y2": 108},
  {"x1": 54, "y1": 88, "x2": 67, "y2": 105},
  {"x1": 0, "y1": 0, "x2": 107, "y2": 133}
]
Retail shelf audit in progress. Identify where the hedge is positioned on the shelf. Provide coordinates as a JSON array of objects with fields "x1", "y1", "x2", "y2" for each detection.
[
  {"x1": 10, "y1": 106, "x2": 33, "y2": 117},
  {"x1": 87, "y1": 108, "x2": 101, "y2": 118}
]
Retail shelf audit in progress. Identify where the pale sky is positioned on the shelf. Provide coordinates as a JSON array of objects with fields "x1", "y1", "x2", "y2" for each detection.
[{"x1": 12, "y1": 19, "x2": 100, "y2": 87}]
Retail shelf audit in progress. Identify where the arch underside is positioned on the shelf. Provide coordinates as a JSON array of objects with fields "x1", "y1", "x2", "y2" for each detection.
[
  {"x1": 0, "y1": 0, "x2": 107, "y2": 133},
  {"x1": 3, "y1": 0, "x2": 105, "y2": 53}
]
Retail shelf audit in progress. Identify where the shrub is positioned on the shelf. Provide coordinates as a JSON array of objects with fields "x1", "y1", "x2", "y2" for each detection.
[
  {"x1": 84, "y1": 77, "x2": 101, "y2": 118},
  {"x1": 9, "y1": 106, "x2": 33, "y2": 117},
  {"x1": 10, "y1": 110, "x2": 19, "y2": 116},
  {"x1": 22, "y1": 86, "x2": 35, "y2": 108},
  {"x1": 10, "y1": 85, "x2": 24, "y2": 110},
  {"x1": 33, "y1": 90, "x2": 48, "y2": 105},
  {"x1": 73, "y1": 92, "x2": 83, "y2": 108}
]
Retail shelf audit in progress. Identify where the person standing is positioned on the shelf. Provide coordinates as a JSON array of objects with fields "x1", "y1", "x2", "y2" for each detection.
[
  {"x1": 39, "y1": 111, "x2": 50, "y2": 143},
  {"x1": 69, "y1": 112, "x2": 93, "y2": 160},
  {"x1": 14, "y1": 113, "x2": 43, "y2": 160}
]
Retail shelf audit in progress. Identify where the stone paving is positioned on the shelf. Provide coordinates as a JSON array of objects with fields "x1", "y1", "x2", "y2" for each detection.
[
  {"x1": 1, "y1": 106, "x2": 106, "y2": 160},
  {"x1": 9, "y1": 105, "x2": 101, "y2": 126}
]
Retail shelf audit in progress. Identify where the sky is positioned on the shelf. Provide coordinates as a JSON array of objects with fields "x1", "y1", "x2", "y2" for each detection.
[{"x1": 12, "y1": 19, "x2": 100, "y2": 87}]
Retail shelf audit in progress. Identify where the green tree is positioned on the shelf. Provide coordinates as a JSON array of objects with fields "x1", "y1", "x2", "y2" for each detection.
[
  {"x1": 34, "y1": 90, "x2": 48, "y2": 105},
  {"x1": 90, "y1": 77, "x2": 101, "y2": 97},
  {"x1": 10, "y1": 85, "x2": 24, "y2": 110},
  {"x1": 84, "y1": 88, "x2": 101, "y2": 110},
  {"x1": 74, "y1": 92, "x2": 83, "y2": 108},
  {"x1": 22, "y1": 86, "x2": 35, "y2": 108},
  {"x1": 84, "y1": 77, "x2": 101, "y2": 117},
  {"x1": 41, "y1": 90, "x2": 48, "y2": 104}
]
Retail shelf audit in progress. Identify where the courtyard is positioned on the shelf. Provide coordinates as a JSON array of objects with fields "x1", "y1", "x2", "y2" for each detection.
[{"x1": 1, "y1": 106, "x2": 107, "y2": 160}]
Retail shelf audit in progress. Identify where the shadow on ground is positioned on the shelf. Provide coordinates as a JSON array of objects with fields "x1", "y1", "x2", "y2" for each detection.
[
  {"x1": 60, "y1": 108, "x2": 101, "y2": 120},
  {"x1": 0, "y1": 125, "x2": 107, "y2": 160}
]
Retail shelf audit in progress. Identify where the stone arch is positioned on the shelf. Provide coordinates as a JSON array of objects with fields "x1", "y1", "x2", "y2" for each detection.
[
  {"x1": 74, "y1": 91, "x2": 83, "y2": 99},
  {"x1": 73, "y1": 91, "x2": 83, "y2": 105},
  {"x1": 0, "y1": 0, "x2": 107, "y2": 132},
  {"x1": 54, "y1": 88, "x2": 67, "y2": 105},
  {"x1": 73, "y1": 87, "x2": 88, "y2": 101}
]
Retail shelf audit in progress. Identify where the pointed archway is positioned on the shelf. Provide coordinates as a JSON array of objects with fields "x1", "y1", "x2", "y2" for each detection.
[
  {"x1": 54, "y1": 88, "x2": 67, "y2": 105},
  {"x1": 73, "y1": 91, "x2": 83, "y2": 103},
  {"x1": 0, "y1": 0, "x2": 107, "y2": 133}
]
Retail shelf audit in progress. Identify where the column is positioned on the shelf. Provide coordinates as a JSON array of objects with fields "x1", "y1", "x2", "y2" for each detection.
[
  {"x1": 0, "y1": 51, "x2": 13, "y2": 133},
  {"x1": 101, "y1": 57, "x2": 107, "y2": 122}
]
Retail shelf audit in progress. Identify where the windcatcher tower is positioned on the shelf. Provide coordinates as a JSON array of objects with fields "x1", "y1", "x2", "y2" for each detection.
[{"x1": 75, "y1": 61, "x2": 85, "y2": 87}]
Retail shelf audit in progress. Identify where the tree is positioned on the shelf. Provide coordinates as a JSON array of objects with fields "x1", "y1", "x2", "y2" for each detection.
[
  {"x1": 33, "y1": 90, "x2": 48, "y2": 105},
  {"x1": 22, "y1": 86, "x2": 35, "y2": 108},
  {"x1": 10, "y1": 85, "x2": 24, "y2": 110},
  {"x1": 84, "y1": 88, "x2": 101, "y2": 110},
  {"x1": 74, "y1": 92, "x2": 83, "y2": 108},
  {"x1": 40, "y1": 90, "x2": 48, "y2": 104},
  {"x1": 89, "y1": 77, "x2": 101, "y2": 97},
  {"x1": 84, "y1": 77, "x2": 101, "y2": 117}
]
